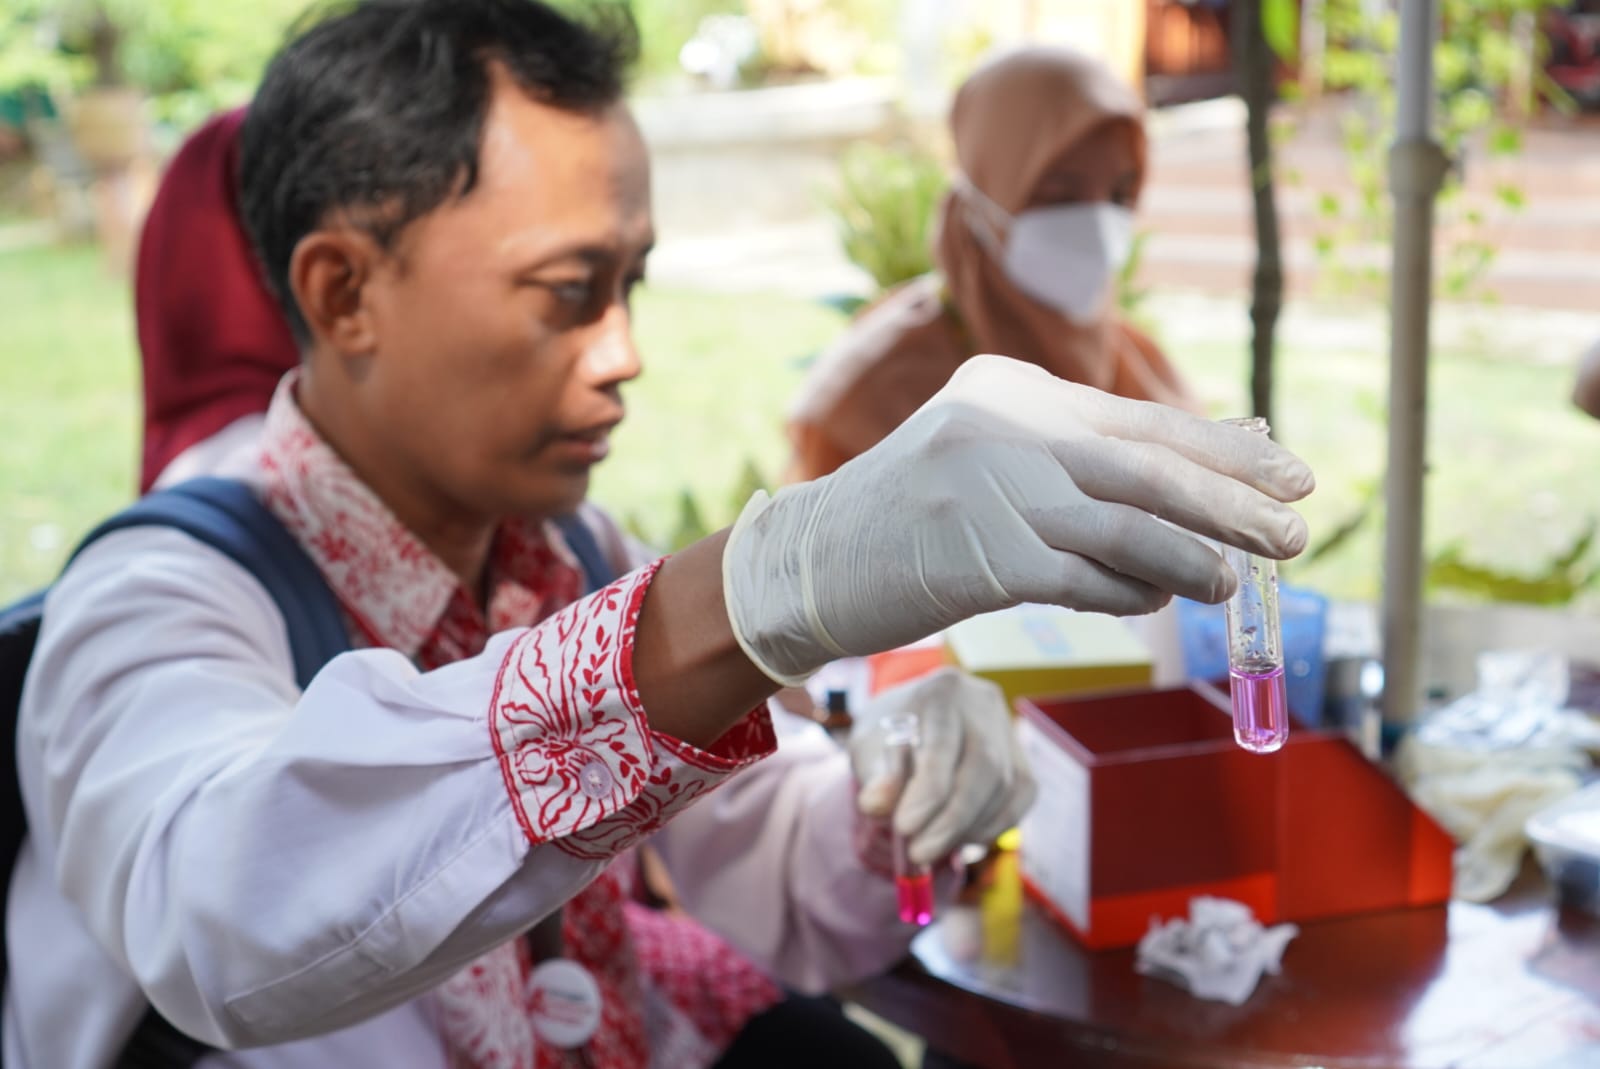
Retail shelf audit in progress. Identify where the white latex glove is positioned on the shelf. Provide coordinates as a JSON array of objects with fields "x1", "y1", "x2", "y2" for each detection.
[
  {"x1": 724, "y1": 355, "x2": 1314, "y2": 684},
  {"x1": 849, "y1": 667, "x2": 1036, "y2": 867}
]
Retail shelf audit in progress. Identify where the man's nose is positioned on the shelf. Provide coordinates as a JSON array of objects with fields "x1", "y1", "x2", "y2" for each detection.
[{"x1": 582, "y1": 305, "x2": 641, "y2": 385}]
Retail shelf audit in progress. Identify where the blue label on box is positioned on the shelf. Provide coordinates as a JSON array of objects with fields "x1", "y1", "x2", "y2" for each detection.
[{"x1": 1022, "y1": 613, "x2": 1073, "y2": 657}]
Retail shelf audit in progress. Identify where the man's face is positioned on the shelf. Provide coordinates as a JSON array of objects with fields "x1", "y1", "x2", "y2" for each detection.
[{"x1": 350, "y1": 69, "x2": 653, "y2": 522}]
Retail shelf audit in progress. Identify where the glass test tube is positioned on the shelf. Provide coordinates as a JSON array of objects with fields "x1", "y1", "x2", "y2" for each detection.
[
  {"x1": 882, "y1": 713, "x2": 935, "y2": 926},
  {"x1": 1221, "y1": 417, "x2": 1289, "y2": 754}
]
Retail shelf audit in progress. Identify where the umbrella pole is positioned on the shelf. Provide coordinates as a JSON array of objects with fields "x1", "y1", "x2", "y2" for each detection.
[{"x1": 1382, "y1": 0, "x2": 1451, "y2": 726}]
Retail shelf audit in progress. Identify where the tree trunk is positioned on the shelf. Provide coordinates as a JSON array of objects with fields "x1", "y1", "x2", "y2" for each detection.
[
  {"x1": 87, "y1": 8, "x2": 124, "y2": 89},
  {"x1": 1232, "y1": 0, "x2": 1283, "y2": 430}
]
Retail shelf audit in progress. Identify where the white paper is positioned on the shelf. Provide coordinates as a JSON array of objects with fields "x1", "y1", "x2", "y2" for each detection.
[{"x1": 1134, "y1": 896, "x2": 1297, "y2": 1006}]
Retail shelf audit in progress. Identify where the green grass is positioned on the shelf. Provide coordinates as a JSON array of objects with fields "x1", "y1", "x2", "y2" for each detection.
[
  {"x1": 0, "y1": 243, "x2": 142, "y2": 601},
  {"x1": 591, "y1": 286, "x2": 842, "y2": 544},
  {"x1": 6, "y1": 239, "x2": 1600, "y2": 614}
]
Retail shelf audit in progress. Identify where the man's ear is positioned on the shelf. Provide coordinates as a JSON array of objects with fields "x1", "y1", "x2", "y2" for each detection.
[{"x1": 288, "y1": 228, "x2": 381, "y2": 356}]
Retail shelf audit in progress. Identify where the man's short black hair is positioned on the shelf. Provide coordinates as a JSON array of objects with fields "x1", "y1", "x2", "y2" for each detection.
[{"x1": 239, "y1": 0, "x2": 638, "y2": 345}]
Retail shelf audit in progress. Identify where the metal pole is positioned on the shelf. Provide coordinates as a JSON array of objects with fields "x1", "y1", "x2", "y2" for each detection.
[{"x1": 1382, "y1": 0, "x2": 1449, "y2": 726}]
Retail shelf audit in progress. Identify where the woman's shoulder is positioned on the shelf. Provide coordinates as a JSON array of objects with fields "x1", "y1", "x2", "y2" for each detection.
[
  {"x1": 1114, "y1": 316, "x2": 1165, "y2": 360},
  {"x1": 853, "y1": 274, "x2": 958, "y2": 342},
  {"x1": 789, "y1": 276, "x2": 965, "y2": 422}
]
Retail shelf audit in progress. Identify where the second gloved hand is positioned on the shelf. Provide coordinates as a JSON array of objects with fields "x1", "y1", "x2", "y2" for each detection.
[{"x1": 849, "y1": 667, "x2": 1036, "y2": 868}]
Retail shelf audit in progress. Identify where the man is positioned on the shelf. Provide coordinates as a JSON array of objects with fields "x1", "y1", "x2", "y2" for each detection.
[{"x1": 5, "y1": 1, "x2": 1314, "y2": 1066}]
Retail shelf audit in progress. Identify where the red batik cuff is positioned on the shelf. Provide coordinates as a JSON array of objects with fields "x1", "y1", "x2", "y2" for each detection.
[{"x1": 489, "y1": 561, "x2": 775, "y2": 862}]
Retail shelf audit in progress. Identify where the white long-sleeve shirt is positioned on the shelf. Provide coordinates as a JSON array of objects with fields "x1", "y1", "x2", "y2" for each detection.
[{"x1": 4, "y1": 387, "x2": 924, "y2": 1069}]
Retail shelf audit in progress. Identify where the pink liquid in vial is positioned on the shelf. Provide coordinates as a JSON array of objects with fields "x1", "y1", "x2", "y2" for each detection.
[
  {"x1": 896, "y1": 872, "x2": 935, "y2": 926},
  {"x1": 1229, "y1": 663, "x2": 1288, "y2": 754}
]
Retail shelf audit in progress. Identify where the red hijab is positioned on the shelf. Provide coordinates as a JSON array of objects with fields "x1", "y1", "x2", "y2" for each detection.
[{"x1": 135, "y1": 107, "x2": 299, "y2": 492}]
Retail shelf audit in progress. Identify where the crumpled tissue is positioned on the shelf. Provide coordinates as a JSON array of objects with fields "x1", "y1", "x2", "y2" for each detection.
[
  {"x1": 1134, "y1": 897, "x2": 1297, "y2": 1006},
  {"x1": 1396, "y1": 650, "x2": 1599, "y2": 902}
]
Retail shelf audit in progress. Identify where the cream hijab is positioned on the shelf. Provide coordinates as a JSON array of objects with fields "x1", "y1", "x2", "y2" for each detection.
[{"x1": 937, "y1": 44, "x2": 1148, "y2": 393}]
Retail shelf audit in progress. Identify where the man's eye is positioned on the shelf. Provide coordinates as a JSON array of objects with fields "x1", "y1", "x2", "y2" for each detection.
[{"x1": 551, "y1": 282, "x2": 593, "y2": 305}]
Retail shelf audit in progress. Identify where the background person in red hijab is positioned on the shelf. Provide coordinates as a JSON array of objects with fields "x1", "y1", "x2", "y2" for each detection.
[{"x1": 134, "y1": 107, "x2": 300, "y2": 492}]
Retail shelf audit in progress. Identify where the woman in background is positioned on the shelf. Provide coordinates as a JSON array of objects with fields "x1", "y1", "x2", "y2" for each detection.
[{"x1": 788, "y1": 45, "x2": 1199, "y2": 482}]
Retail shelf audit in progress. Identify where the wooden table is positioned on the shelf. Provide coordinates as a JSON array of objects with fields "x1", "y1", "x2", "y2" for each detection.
[{"x1": 844, "y1": 854, "x2": 1600, "y2": 1069}]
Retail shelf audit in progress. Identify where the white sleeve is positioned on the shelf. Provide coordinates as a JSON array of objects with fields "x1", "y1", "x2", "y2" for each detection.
[
  {"x1": 648, "y1": 705, "x2": 934, "y2": 993},
  {"x1": 17, "y1": 528, "x2": 774, "y2": 1048}
]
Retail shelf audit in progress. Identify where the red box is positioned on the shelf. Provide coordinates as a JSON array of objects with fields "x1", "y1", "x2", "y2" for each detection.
[{"x1": 1015, "y1": 684, "x2": 1454, "y2": 949}]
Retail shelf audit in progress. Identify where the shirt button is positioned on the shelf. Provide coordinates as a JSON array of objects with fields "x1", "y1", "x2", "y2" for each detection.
[{"x1": 577, "y1": 758, "x2": 614, "y2": 799}]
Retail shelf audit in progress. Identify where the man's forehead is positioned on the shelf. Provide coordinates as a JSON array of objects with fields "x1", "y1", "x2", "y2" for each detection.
[
  {"x1": 406, "y1": 82, "x2": 649, "y2": 260},
  {"x1": 460, "y1": 81, "x2": 650, "y2": 244},
  {"x1": 479, "y1": 67, "x2": 645, "y2": 184}
]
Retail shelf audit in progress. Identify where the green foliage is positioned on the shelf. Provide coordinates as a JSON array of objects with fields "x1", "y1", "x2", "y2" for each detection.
[
  {"x1": 1262, "y1": 0, "x2": 1300, "y2": 64},
  {"x1": 822, "y1": 141, "x2": 946, "y2": 294},
  {"x1": 1301, "y1": 475, "x2": 1381, "y2": 568},
  {"x1": 1292, "y1": 385, "x2": 1600, "y2": 608},
  {"x1": 1117, "y1": 229, "x2": 1153, "y2": 323},
  {"x1": 0, "y1": 0, "x2": 314, "y2": 124},
  {"x1": 1299, "y1": 0, "x2": 1553, "y2": 304},
  {"x1": 1, "y1": 0, "x2": 759, "y2": 124},
  {"x1": 0, "y1": 1, "x2": 90, "y2": 94},
  {"x1": 665, "y1": 489, "x2": 710, "y2": 552},
  {"x1": 1427, "y1": 521, "x2": 1600, "y2": 605},
  {"x1": 1299, "y1": 473, "x2": 1600, "y2": 607},
  {"x1": 623, "y1": 458, "x2": 771, "y2": 553}
]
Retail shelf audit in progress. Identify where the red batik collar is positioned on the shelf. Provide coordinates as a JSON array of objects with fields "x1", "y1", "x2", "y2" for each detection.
[{"x1": 257, "y1": 372, "x2": 584, "y2": 660}]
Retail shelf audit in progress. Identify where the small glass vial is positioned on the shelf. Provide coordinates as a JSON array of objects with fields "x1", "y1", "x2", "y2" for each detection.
[
  {"x1": 1221, "y1": 417, "x2": 1289, "y2": 754},
  {"x1": 816, "y1": 688, "x2": 853, "y2": 740},
  {"x1": 882, "y1": 713, "x2": 935, "y2": 926}
]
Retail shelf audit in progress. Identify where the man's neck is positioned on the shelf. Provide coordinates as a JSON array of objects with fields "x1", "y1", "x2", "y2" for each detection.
[{"x1": 296, "y1": 371, "x2": 497, "y2": 599}]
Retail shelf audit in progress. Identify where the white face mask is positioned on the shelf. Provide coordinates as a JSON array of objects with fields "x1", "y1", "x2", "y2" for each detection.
[{"x1": 959, "y1": 179, "x2": 1135, "y2": 324}]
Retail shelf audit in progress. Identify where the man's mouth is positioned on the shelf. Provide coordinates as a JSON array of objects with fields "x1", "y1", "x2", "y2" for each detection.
[{"x1": 552, "y1": 421, "x2": 620, "y2": 464}]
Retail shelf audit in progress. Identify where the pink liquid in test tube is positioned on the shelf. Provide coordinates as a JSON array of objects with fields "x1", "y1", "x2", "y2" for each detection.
[
  {"x1": 1229, "y1": 663, "x2": 1288, "y2": 754},
  {"x1": 895, "y1": 870, "x2": 935, "y2": 926}
]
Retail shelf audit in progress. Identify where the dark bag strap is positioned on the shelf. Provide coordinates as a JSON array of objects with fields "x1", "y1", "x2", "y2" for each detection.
[
  {"x1": 552, "y1": 513, "x2": 616, "y2": 595},
  {"x1": 79, "y1": 477, "x2": 351, "y2": 689}
]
